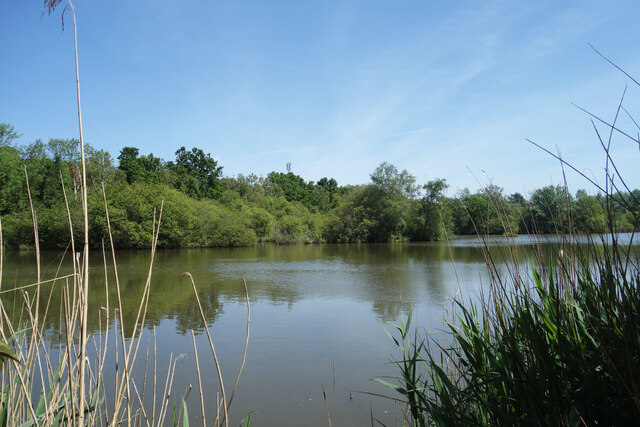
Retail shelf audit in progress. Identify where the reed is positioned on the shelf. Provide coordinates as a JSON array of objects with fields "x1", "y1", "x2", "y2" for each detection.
[
  {"x1": 379, "y1": 57, "x2": 640, "y2": 426},
  {"x1": 0, "y1": 175, "x2": 251, "y2": 425},
  {"x1": 0, "y1": 159, "x2": 251, "y2": 425},
  {"x1": 0, "y1": 2, "x2": 251, "y2": 424}
]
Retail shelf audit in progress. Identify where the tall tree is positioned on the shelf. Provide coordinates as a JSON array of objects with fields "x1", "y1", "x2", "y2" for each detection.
[
  {"x1": 413, "y1": 178, "x2": 449, "y2": 241},
  {"x1": 267, "y1": 172, "x2": 314, "y2": 207},
  {"x1": 359, "y1": 162, "x2": 417, "y2": 241},
  {"x1": 48, "y1": 138, "x2": 80, "y2": 162},
  {"x1": 530, "y1": 185, "x2": 572, "y2": 233},
  {"x1": 117, "y1": 146, "x2": 141, "y2": 184},
  {"x1": 168, "y1": 146, "x2": 223, "y2": 199},
  {"x1": 0, "y1": 123, "x2": 20, "y2": 147}
]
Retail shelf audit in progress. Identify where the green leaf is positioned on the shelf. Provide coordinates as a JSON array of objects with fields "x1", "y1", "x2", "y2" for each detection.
[
  {"x1": 0, "y1": 341, "x2": 20, "y2": 365},
  {"x1": 241, "y1": 411, "x2": 253, "y2": 427},
  {"x1": 182, "y1": 399, "x2": 189, "y2": 427}
]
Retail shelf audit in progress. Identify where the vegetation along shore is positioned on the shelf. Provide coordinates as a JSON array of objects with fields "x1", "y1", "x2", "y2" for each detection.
[{"x1": 1, "y1": 123, "x2": 637, "y2": 249}]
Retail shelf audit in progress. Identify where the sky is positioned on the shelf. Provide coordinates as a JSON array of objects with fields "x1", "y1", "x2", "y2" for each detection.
[{"x1": 2, "y1": 0, "x2": 640, "y2": 196}]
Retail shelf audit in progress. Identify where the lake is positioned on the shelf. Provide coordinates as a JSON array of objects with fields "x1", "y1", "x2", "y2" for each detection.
[{"x1": 2, "y1": 235, "x2": 636, "y2": 425}]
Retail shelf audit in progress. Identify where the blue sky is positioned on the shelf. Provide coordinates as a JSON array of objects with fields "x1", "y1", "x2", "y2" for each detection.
[{"x1": 2, "y1": 0, "x2": 640, "y2": 195}]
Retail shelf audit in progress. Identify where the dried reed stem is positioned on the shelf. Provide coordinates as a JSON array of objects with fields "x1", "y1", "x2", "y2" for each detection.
[
  {"x1": 227, "y1": 278, "x2": 250, "y2": 409},
  {"x1": 322, "y1": 384, "x2": 332, "y2": 427},
  {"x1": 191, "y1": 331, "x2": 206, "y2": 426},
  {"x1": 181, "y1": 272, "x2": 229, "y2": 427}
]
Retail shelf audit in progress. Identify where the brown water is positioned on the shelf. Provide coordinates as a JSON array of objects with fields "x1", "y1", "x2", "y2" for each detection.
[{"x1": 2, "y1": 236, "x2": 635, "y2": 425}]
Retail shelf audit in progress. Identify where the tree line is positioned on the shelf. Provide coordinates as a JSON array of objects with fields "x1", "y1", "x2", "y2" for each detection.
[{"x1": 0, "y1": 123, "x2": 638, "y2": 249}]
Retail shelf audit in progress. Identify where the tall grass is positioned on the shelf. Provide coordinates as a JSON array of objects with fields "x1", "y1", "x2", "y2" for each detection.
[
  {"x1": 0, "y1": 2, "x2": 251, "y2": 424},
  {"x1": 380, "y1": 57, "x2": 640, "y2": 426},
  {"x1": 0, "y1": 178, "x2": 251, "y2": 426}
]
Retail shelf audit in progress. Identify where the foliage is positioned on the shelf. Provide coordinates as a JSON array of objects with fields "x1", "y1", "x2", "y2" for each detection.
[
  {"x1": 382, "y1": 240, "x2": 640, "y2": 426},
  {"x1": 322, "y1": 202, "x2": 373, "y2": 243},
  {"x1": 356, "y1": 163, "x2": 418, "y2": 242},
  {"x1": 0, "y1": 123, "x2": 637, "y2": 248},
  {"x1": 167, "y1": 146, "x2": 223, "y2": 199},
  {"x1": 407, "y1": 179, "x2": 452, "y2": 241},
  {"x1": 0, "y1": 122, "x2": 20, "y2": 147},
  {"x1": 0, "y1": 340, "x2": 20, "y2": 365},
  {"x1": 0, "y1": 145, "x2": 25, "y2": 215},
  {"x1": 529, "y1": 185, "x2": 572, "y2": 234}
]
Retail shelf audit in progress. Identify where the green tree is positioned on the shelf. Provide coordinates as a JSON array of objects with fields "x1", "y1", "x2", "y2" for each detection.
[
  {"x1": 168, "y1": 146, "x2": 223, "y2": 199},
  {"x1": 359, "y1": 162, "x2": 417, "y2": 241},
  {"x1": 117, "y1": 146, "x2": 142, "y2": 184},
  {"x1": 530, "y1": 185, "x2": 572, "y2": 234},
  {"x1": 322, "y1": 201, "x2": 373, "y2": 243},
  {"x1": 117, "y1": 147, "x2": 164, "y2": 185},
  {"x1": 266, "y1": 172, "x2": 314, "y2": 208},
  {"x1": 508, "y1": 192, "x2": 532, "y2": 234},
  {"x1": 573, "y1": 190, "x2": 606, "y2": 232},
  {"x1": 315, "y1": 177, "x2": 339, "y2": 210},
  {"x1": 0, "y1": 123, "x2": 20, "y2": 147},
  {"x1": 47, "y1": 138, "x2": 80, "y2": 163},
  {"x1": 409, "y1": 178, "x2": 450, "y2": 241},
  {"x1": 0, "y1": 145, "x2": 25, "y2": 214},
  {"x1": 86, "y1": 146, "x2": 117, "y2": 188}
]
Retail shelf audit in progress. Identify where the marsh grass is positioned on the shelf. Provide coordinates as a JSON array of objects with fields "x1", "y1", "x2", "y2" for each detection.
[
  {"x1": 382, "y1": 232, "x2": 639, "y2": 426},
  {"x1": 0, "y1": 2, "x2": 251, "y2": 424},
  {"x1": 0, "y1": 170, "x2": 251, "y2": 426},
  {"x1": 379, "y1": 57, "x2": 640, "y2": 426}
]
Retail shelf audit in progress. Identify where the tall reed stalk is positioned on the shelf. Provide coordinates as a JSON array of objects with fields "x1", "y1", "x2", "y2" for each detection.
[{"x1": 0, "y1": 2, "x2": 252, "y2": 425}]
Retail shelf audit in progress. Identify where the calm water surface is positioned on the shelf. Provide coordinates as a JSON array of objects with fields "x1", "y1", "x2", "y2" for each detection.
[{"x1": 2, "y1": 236, "x2": 637, "y2": 425}]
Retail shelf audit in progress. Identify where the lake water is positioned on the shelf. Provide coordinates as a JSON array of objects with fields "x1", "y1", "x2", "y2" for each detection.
[{"x1": 2, "y1": 235, "x2": 637, "y2": 425}]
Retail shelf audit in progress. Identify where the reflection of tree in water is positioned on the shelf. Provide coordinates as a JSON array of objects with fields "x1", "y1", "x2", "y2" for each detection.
[
  {"x1": 171, "y1": 287, "x2": 224, "y2": 335},
  {"x1": 1, "y1": 251, "x2": 227, "y2": 339},
  {"x1": 3, "y1": 240, "x2": 616, "y2": 341},
  {"x1": 326, "y1": 243, "x2": 453, "y2": 321},
  {"x1": 371, "y1": 298, "x2": 412, "y2": 322}
]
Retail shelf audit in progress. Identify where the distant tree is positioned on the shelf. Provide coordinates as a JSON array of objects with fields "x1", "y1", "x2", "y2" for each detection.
[
  {"x1": 0, "y1": 145, "x2": 25, "y2": 214},
  {"x1": 117, "y1": 146, "x2": 141, "y2": 184},
  {"x1": 316, "y1": 177, "x2": 339, "y2": 210},
  {"x1": 410, "y1": 178, "x2": 450, "y2": 241},
  {"x1": 117, "y1": 147, "x2": 165, "y2": 185},
  {"x1": 370, "y1": 162, "x2": 417, "y2": 199},
  {"x1": 22, "y1": 139, "x2": 48, "y2": 159},
  {"x1": 508, "y1": 192, "x2": 526, "y2": 205},
  {"x1": 86, "y1": 146, "x2": 117, "y2": 189},
  {"x1": 322, "y1": 202, "x2": 373, "y2": 243},
  {"x1": 508, "y1": 192, "x2": 532, "y2": 234},
  {"x1": 317, "y1": 177, "x2": 338, "y2": 192},
  {"x1": 22, "y1": 140, "x2": 57, "y2": 205},
  {"x1": 168, "y1": 146, "x2": 223, "y2": 199},
  {"x1": 0, "y1": 123, "x2": 21, "y2": 147},
  {"x1": 47, "y1": 138, "x2": 80, "y2": 163},
  {"x1": 573, "y1": 189, "x2": 606, "y2": 232},
  {"x1": 137, "y1": 154, "x2": 163, "y2": 182},
  {"x1": 530, "y1": 185, "x2": 572, "y2": 234},
  {"x1": 266, "y1": 172, "x2": 314, "y2": 207},
  {"x1": 359, "y1": 162, "x2": 417, "y2": 241},
  {"x1": 454, "y1": 192, "x2": 489, "y2": 235}
]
